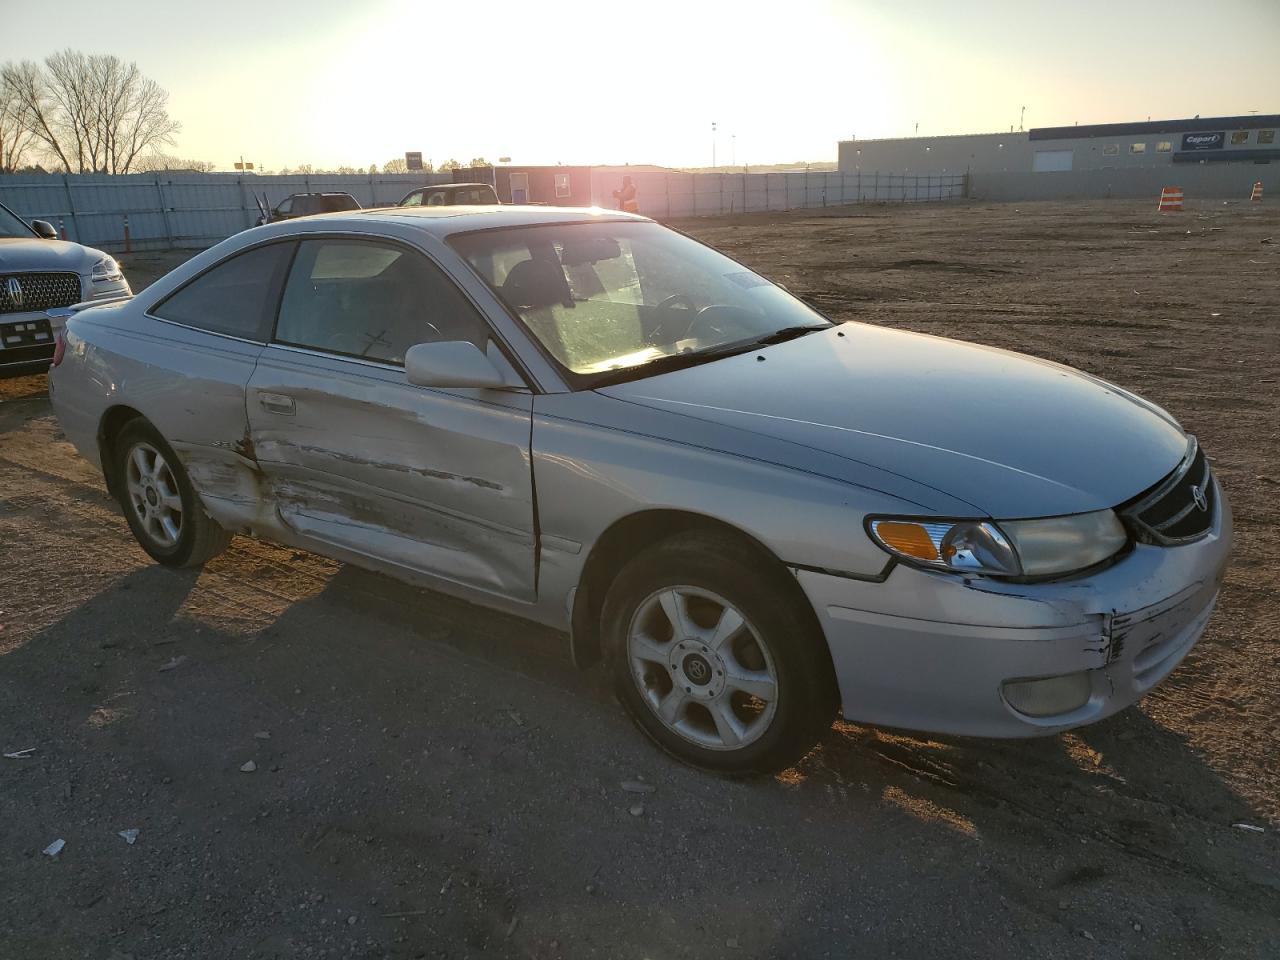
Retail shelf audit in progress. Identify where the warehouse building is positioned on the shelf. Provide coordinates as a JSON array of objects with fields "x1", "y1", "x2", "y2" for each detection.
[{"x1": 838, "y1": 114, "x2": 1279, "y2": 200}]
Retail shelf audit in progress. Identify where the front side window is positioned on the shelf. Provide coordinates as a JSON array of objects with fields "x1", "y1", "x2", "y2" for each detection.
[
  {"x1": 152, "y1": 242, "x2": 294, "y2": 340},
  {"x1": 425, "y1": 191, "x2": 448, "y2": 206},
  {"x1": 400, "y1": 191, "x2": 423, "y2": 207},
  {"x1": 275, "y1": 239, "x2": 489, "y2": 364},
  {"x1": 451, "y1": 221, "x2": 830, "y2": 388},
  {"x1": 275, "y1": 197, "x2": 294, "y2": 215}
]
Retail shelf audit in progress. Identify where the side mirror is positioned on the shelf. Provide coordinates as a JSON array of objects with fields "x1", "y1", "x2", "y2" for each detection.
[
  {"x1": 31, "y1": 219, "x2": 58, "y2": 240},
  {"x1": 405, "y1": 341, "x2": 509, "y2": 390}
]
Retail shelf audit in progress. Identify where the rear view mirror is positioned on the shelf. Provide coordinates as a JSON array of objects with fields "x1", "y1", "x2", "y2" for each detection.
[
  {"x1": 31, "y1": 220, "x2": 58, "y2": 240},
  {"x1": 560, "y1": 235, "x2": 621, "y2": 266},
  {"x1": 405, "y1": 341, "x2": 509, "y2": 390}
]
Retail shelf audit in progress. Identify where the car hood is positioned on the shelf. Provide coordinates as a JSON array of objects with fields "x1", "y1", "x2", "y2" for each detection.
[
  {"x1": 0, "y1": 237, "x2": 100, "y2": 273},
  {"x1": 598, "y1": 323, "x2": 1189, "y2": 518}
]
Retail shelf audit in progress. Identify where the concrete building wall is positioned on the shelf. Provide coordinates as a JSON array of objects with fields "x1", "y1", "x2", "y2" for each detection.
[
  {"x1": 840, "y1": 133, "x2": 1036, "y2": 175},
  {"x1": 969, "y1": 164, "x2": 1268, "y2": 202},
  {"x1": 840, "y1": 115, "x2": 1280, "y2": 179}
]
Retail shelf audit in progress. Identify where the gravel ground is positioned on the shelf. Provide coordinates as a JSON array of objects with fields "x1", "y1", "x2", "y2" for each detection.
[{"x1": 1, "y1": 200, "x2": 1277, "y2": 959}]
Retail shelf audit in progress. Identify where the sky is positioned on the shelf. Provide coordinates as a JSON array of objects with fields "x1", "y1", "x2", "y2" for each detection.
[{"x1": 2, "y1": 0, "x2": 1277, "y2": 171}]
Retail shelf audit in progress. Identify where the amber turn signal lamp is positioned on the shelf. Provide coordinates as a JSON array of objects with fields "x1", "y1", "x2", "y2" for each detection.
[{"x1": 871, "y1": 521, "x2": 940, "y2": 562}]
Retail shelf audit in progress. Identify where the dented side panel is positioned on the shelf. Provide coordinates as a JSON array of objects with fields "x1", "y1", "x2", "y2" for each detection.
[
  {"x1": 51, "y1": 316, "x2": 263, "y2": 510},
  {"x1": 246, "y1": 346, "x2": 537, "y2": 600}
]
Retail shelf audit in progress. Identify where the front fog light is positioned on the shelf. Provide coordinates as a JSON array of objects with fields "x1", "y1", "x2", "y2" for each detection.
[{"x1": 1002, "y1": 671, "x2": 1093, "y2": 718}]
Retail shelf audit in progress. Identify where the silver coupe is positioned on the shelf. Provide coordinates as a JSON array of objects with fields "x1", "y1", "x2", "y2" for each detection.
[{"x1": 49, "y1": 206, "x2": 1232, "y2": 772}]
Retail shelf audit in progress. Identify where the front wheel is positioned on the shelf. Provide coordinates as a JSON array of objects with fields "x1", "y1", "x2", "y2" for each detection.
[
  {"x1": 603, "y1": 532, "x2": 838, "y2": 774},
  {"x1": 114, "y1": 419, "x2": 232, "y2": 568}
]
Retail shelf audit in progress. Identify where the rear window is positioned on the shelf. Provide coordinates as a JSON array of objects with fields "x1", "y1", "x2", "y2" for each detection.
[
  {"x1": 455, "y1": 186, "x2": 498, "y2": 205},
  {"x1": 151, "y1": 242, "x2": 295, "y2": 341},
  {"x1": 318, "y1": 194, "x2": 360, "y2": 212}
]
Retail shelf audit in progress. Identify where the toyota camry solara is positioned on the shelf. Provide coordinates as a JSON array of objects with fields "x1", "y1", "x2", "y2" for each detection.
[{"x1": 49, "y1": 206, "x2": 1232, "y2": 773}]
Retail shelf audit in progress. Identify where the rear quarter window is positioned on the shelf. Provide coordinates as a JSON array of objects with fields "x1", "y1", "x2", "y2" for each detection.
[{"x1": 151, "y1": 242, "x2": 295, "y2": 341}]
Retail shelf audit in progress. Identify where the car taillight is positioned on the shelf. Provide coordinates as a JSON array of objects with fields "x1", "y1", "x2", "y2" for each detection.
[{"x1": 51, "y1": 330, "x2": 68, "y2": 368}]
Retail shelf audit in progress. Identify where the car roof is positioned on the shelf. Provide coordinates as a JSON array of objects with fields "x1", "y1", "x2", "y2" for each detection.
[
  {"x1": 428, "y1": 183, "x2": 494, "y2": 191},
  {"x1": 284, "y1": 205, "x2": 648, "y2": 237}
]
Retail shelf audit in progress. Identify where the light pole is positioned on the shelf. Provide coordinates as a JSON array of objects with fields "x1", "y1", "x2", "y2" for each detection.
[
  {"x1": 731, "y1": 134, "x2": 736, "y2": 168},
  {"x1": 711, "y1": 121, "x2": 717, "y2": 170}
]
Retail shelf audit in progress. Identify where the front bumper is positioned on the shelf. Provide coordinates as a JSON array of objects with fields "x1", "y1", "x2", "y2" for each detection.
[
  {"x1": 0, "y1": 310, "x2": 59, "y2": 377},
  {"x1": 0, "y1": 279, "x2": 131, "y2": 378},
  {"x1": 797, "y1": 484, "x2": 1232, "y2": 737}
]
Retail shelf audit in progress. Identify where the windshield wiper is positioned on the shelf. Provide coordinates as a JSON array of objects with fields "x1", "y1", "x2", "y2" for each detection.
[
  {"x1": 746, "y1": 324, "x2": 831, "y2": 347},
  {"x1": 588, "y1": 325, "x2": 832, "y2": 388},
  {"x1": 588, "y1": 342, "x2": 755, "y2": 388}
]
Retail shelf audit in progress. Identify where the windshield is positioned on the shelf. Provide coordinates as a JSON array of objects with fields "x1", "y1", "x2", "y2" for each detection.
[
  {"x1": 450, "y1": 220, "x2": 830, "y2": 387},
  {"x1": 0, "y1": 203, "x2": 35, "y2": 239}
]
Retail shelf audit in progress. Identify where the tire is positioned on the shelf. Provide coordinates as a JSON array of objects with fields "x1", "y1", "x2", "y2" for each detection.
[
  {"x1": 603, "y1": 530, "x2": 838, "y2": 774},
  {"x1": 113, "y1": 418, "x2": 233, "y2": 568}
]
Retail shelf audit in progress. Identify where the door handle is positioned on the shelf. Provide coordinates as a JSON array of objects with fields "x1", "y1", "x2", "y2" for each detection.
[{"x1": 258, "y1": 392, "x2": 296, "y2": 416}]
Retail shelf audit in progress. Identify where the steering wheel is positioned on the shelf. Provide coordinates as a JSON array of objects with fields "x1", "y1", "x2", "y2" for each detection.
[
  {"x1": 682, "y1": 304, "x2": 737, "y2": 341},
  {"x1": 645, "y1": 293, "x2": 698, "y2": 345}
]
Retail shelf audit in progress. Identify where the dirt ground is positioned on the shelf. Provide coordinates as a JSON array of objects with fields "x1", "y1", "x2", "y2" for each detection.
[{"x1": 1, "y1": 200, "x2": 1277, "y2": 959}]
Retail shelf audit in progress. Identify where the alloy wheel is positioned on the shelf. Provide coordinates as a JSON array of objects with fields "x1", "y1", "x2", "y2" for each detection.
[
  {"x1": 125, "y1": 442, "x2": 184, "y2": 548},
  {"x1": 627, "y1": 586, "x2": 779, "y2": 751}
]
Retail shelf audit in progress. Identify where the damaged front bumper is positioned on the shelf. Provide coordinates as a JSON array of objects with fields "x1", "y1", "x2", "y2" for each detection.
[{"x1": 796, "y1": 486, "x2": 1232, "y2": 738}]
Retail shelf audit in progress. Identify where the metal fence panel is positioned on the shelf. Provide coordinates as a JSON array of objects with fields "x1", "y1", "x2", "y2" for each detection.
[{"x1": 1, "y1": 170, "x2": 965, "y2": 251}]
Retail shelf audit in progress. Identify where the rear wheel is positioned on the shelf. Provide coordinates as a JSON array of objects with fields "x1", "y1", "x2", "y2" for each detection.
[
  {"x1": 603, "y1": 531, "x2": 837, "y2": 773},
  {"x1": 114, "y1": 419, "x2": 232, "y2": 567}
]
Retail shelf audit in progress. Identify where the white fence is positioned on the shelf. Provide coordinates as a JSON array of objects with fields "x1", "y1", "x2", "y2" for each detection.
[{"x1": 0, "y1": 170, "x2": 966, "y2": 253}]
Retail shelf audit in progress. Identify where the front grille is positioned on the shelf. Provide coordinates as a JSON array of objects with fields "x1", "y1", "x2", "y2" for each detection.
[
  {"x1": 0, "y1": 272, "x2": 82, "y2": 315},
  {"x1": 1123, "y1": 441, "x2": 1216, "y2": 544}
]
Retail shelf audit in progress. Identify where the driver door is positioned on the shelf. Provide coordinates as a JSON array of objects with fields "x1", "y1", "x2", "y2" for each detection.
[{"x1": 246, "y1": 236, "x2": 537, "y2": 600}]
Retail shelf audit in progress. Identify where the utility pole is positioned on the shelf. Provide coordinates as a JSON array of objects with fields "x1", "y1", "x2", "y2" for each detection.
[
  {"x1": 711, "y1": 121, "x2": 717, "y2": 170},
  {"x1": 731, "y1": 134, "x2": 736, "y2": 167},
  {"x1": 1019, "y1": 106, "x2": 1025, "y2": 132}
]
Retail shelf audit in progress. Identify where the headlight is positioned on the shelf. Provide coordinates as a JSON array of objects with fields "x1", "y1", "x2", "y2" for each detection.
[
  {"x1": 1001, "y1": 511, "x2": 1128, "y2": 576},
  {"x1": 868, "y1": 509, "x2": 1127, "y2": 578},
  {"x1": 91, "y1": 255, "x2": 122, "y2": 282}
]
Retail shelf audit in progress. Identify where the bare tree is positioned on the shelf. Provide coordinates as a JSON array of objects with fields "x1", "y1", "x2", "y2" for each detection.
[
  {"x1": 438, "y1": 158, "x2": 461, "y2": 171},
  {"x1": 382, "y1": 157, "x2": 408, "y2": 174},
  {"x1": 0, "y1": 72, "x2": 37, "y2": 173},
  {"x1": 134, "y1": 153, "x2": 215, "y2": 173},
  {"x1": 0, "y1": 50, "x2": 180, "y2": 174}
]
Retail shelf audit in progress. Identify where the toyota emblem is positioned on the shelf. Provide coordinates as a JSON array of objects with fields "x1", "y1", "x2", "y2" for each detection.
[{"x1": 1190, "y1": 484, "x2": 1208, "y2": 513}]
